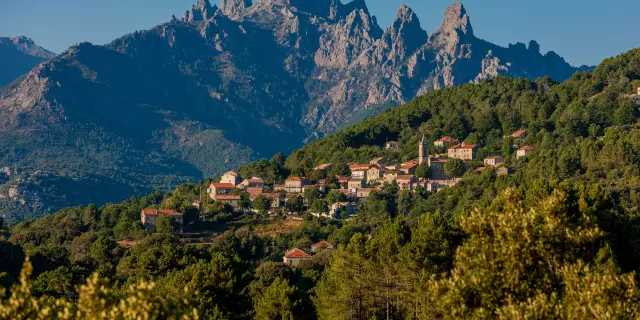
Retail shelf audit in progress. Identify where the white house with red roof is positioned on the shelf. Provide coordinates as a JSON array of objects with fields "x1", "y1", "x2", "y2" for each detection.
[
  {"x1": 517, "y1": 146, "x2": 537, "y2": 159},
  {"x1": 141, "y1": 209, "x2": 183, "y2": 233},
  {"x1": 349, "y1": 163, "x2": 373, "y2": 180},
  {"x1": 207, "y1": 182, "x2": 235, "y2": 200},
  {"x1": 311, "y1": 240, "x2": 335, "y2": 253},
  {"x1": 283, "y1": 248, "x2": 312, "y2": 266}
]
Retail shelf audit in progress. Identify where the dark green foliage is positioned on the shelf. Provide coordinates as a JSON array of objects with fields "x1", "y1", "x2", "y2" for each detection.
[{"x1": 444, "y1": 158, "x2": 466, "y2": 178}]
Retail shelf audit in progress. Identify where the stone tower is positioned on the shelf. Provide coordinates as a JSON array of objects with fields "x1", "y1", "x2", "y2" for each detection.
[{"x1": 419, "y1": 135, "x2": 429, "y2": 165}]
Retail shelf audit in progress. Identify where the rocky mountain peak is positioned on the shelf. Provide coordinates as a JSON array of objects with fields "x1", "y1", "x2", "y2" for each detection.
[
  {"x1": 221, "y1": 0, "x2": 252, "y2": 17},
  {"x1": 438, "y1": 2, "x2": 473, "y2": 37},
  {"x1": 185, "y1": 0, "x2": 217, "y2": 22}
]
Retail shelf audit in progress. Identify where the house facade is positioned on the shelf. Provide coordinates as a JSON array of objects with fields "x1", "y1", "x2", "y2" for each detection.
[
  {"x1": 283, "y1": 248, "x2": 312, "y2": 266},
  {"x1": 311, "y1": 240, "x2": 335, "y2": 252},
  {"x1": 366, "y1": 166, "x2": 383, "y2": 183},
  {"x1": 216, "y1": 195, "x2": 241, "y2": 208},
  {"x1": 448, "y1": 143, "x2": 478, "y2": 160},
  {"x1": 348, "y1": 178, "x2": 365, "y2": 190},
  {"x1": 349, "y1": 164, "x2": 372, "y2": 181},
  {"x1": 220, "y1": 171, "x2": 242, "y2": 186},
  {"x1": 208, "y1": 182, "x2": 235, "y2": 200},
  {"x1": 517, "y1": 146, "x2": 537, "y2": 159},
  {"x1": 484, "y1": 156, "x2": 505, "y2": 167},
  {"x1": 141, "y1": 209, "x2": 184, "y2": 233},
  {"x1": 283, "y1": 176, "x2": 307, "y2": 193},
  {"x1": 385, "y1": 141, "x2": 398, "y2": 151},
  {"x1": 239, "y1": 177, "x2": 265, "y2": 189}
]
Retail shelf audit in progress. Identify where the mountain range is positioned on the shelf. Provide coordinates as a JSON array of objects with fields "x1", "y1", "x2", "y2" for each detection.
[
  {"x1": 0, "y1": 0, "x2": 586, "y2": 220},
  {"x1": 0, "y1": 36, "x2": 56, "y2": 87}
]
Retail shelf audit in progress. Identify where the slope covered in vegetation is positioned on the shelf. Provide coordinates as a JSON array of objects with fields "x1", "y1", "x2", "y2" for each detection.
[{"x1": 1, "y1": 48, "x2": 639, "y2": 319}]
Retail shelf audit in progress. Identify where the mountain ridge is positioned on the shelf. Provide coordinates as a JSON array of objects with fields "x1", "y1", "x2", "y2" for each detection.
[
  {"x1": 0, "y1": 0, "x2": 587, "y2": 221},
  {"x1": 0, "y1": 36, "x2": 56, "y2": 87}
]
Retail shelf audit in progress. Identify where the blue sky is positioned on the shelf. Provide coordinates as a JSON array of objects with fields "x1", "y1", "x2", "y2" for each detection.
[{"x1": 1, "y1": 0, "x2": 638, "y2": 66}]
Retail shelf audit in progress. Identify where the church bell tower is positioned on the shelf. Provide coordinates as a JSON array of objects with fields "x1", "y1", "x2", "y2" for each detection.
[{"x1": 419, "y1": 135, "x2": 429, "y2": 165}]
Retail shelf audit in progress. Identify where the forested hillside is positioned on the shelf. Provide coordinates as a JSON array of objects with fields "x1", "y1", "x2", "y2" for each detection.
[{"x1": 0, "y1": 48, "x2": 639, "y2": 319}]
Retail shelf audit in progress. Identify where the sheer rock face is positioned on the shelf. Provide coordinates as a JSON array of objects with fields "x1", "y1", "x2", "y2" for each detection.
[{"x1": 0, "y1": 0, "x2": 584, "y2": 218}]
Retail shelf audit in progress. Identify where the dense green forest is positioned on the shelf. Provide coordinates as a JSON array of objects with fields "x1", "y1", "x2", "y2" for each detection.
[{"x1": 1, "y1": 48, "x2": 640, "y2": 319}]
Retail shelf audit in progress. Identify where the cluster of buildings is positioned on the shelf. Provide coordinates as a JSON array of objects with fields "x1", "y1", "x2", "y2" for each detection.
[{"x1": 140, "y1": 129, "x2": 540, "y2": 231}]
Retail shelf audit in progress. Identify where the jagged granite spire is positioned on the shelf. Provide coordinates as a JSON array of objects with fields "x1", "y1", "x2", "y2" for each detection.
[
  {"x1": 438, "y1": 2, "x2": 473, "y2": 36},
  {"x1": 388, "y1": 5, "x2": 428, "y2": 57},
  {"x1": 186, "y1": 0, "x2": 216, "y2": 22}
]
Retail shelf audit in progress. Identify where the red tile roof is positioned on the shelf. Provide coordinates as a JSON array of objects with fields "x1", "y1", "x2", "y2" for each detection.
[
  {"x1": 511, "y1": 129, "x2": 527, "y2": 137},
  {"x1": 286, "y1": 176, "x2": 303, "y2": 181},
  {"x1": 449, "y1": 144, "x2": 477, "y2": 150},
  {"x1": 436, "y1": 136, "x2": 458, "y2": 143},
  {"x1": 142, "y1": 209, "x2": 182, "y2": 216},
  {"x1": 338, "y1": 176, "x2": 350, "y2": 182},
  {"x1": 518, "y1": 146, "x2": 536, "y2": 151},
  {"x1": 222, "y1": 171, "x2": 240, "y2": 176},
  {"x1": 311, "y1": 240, "x2": 334, "y2": 249},
  {"x1": 212, "y1": 183, "x2": 235, "y2": 188},
  {"x1": 475, "y1": 167, "x2": 486, "y2": 172},
  {"x1": 284, "y1": 248, "x2": 312, "y2": 259},
  {"x1": 314, "y1": 163, "x2": 332, "y2": 170},
  {"x1": 401, "y1": 162, "x2": 418, "y2": 169},
  {"x1": 349, "y1": 164, "x2": 373, "y2": 170},
  {"x1": 246, "y1": 177, "x2": 265, "y2": 183}
]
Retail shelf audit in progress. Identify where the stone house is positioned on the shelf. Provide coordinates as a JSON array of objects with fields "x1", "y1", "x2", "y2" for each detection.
[
  {"x1": 207, "y1": 182, "x2": 235, "y2": 200},
  {"x1": 400, "y1": 161, "x2": 419, "y2": 175},
  {"x1": 369, "y1": 157, "x2": 387, "y2": 167},
  {"x1": 497, "y1": 166, "x2": 513, "y2": 176},
  {"x1": 283, "y1": 248, "x2": 312, "y2": 267},
  {"x1": 238, "y1": 177, "x2": 265, "y2": 189},
  {"x1": 484, "y1": 156, "x2": 505, "y2": 167},
  {"x1": 349, "y1": 164, "x2": 373, "y2": 180},
  {"x1": 141, "y1": 209, "x2": 183, "y2": 233},
  {"x1": 220, "y1": 171, "x2": 242, "y2": 186},
  {"x1": 329, "y1": 202, "x2": 357, "y2": 218},
  {"x1": 314, "y1": 163, "x2": 333, "y2": 174},
  {"x1": 434, "y1": 136, "x2": 459, "y2": 149},
  {"x1": 337, "y1": 176, "x2": 350, "y2": 189},
  {"x1": 366, "y1": 166, "x2": 383, "y2": 183},
  {"x1": 283, "y1": 176, "x2": 307, "y2": 193},
  {"x1": 215, "y1": 195, "x2": 241, "y2": 208},
  {"x1": 517, "y1": 146, "x2": 537, "y2": 159},
  {"x1": 397, "y1": 175, "x2": 418, "y2": 191},
  {"x1": 448, "y1": 143, "x2": 478, "y2": 160},
  {"x1": 385, "y1": 141, "x2": 398, "y2": 151},
  {"x1": 348, "y1": 178, "x2": 366, "y2": 190},
  {"x1": 383, "y1": 170, "x2": 400, "y2": 183},
  {"x1": 311, "y1": 240, "x2": 335, "y2": 252},
  {"x1": 356, "y1": 188, "x2": 375, "y2": 199},
  {"x1": 510, "y1": 129, "x2": 527, "y2": 142}
]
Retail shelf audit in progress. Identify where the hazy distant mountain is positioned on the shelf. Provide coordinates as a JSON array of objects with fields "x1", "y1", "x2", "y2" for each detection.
[
  {"x1": 0, "y1": 0, "x2": 584, "y2": 220},
  {"x1": 0, "y1": 36, "x2": 56, "y2": 87}
]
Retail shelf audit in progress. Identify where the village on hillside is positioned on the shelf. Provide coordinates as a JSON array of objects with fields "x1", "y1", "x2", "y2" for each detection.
[{"x1": 139, "y1": 129, "x2": 538, "y2": 263}]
